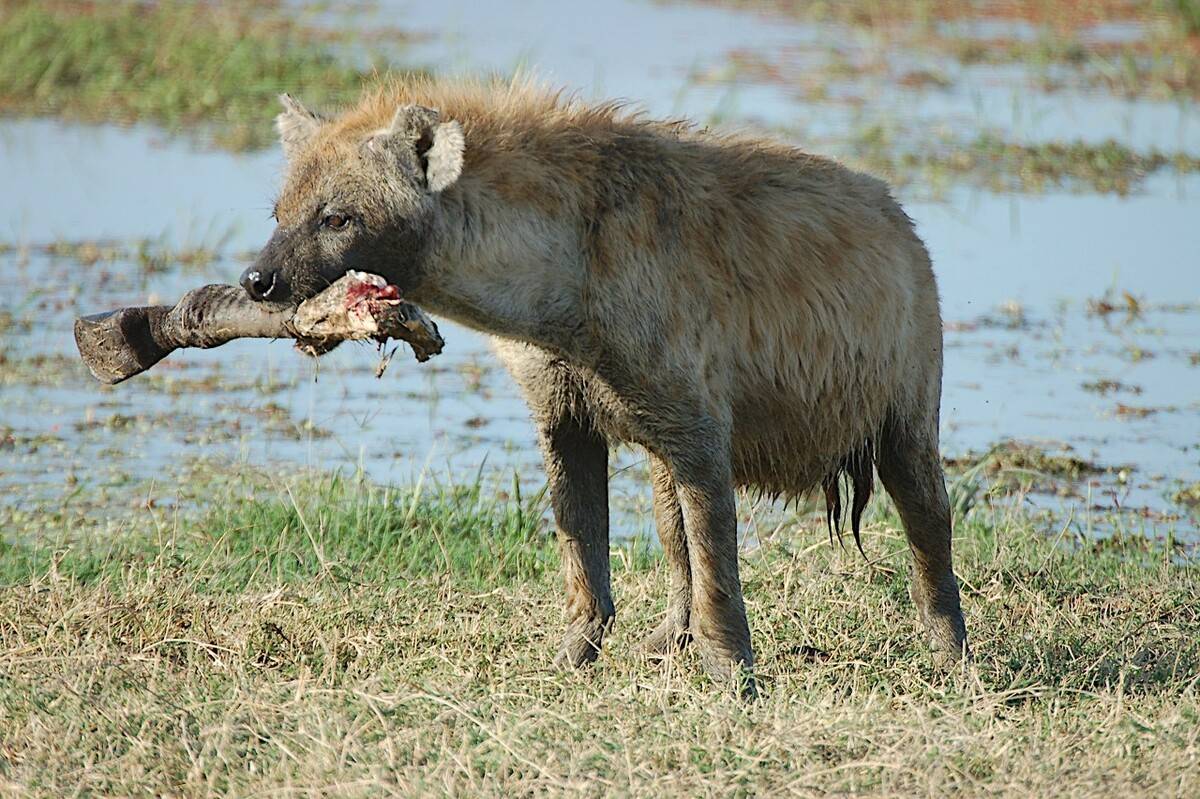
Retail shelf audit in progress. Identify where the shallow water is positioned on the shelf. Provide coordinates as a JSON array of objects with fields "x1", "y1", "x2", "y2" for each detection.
[{"x1": 2, "y1": 0, "x2": 1197, "y2": 540}]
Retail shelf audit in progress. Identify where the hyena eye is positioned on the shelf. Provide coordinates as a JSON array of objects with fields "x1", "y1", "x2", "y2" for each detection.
[{"x1": 322, "y1": 213, "x2": 350, "y2": 230}]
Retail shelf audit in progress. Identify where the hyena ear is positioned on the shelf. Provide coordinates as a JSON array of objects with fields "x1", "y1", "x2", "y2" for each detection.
[
  {"x1": 420, "y1": 119, "x2": 465, "y2": 193},
  {"x1": 276, "y1": 94, "x2": 324, "y2": 161},
  {"x1": 370, "y1": 104, "x2": 465, "y2": 193}
]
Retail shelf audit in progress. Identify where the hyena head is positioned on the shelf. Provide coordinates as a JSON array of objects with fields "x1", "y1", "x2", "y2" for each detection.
[{"x1": 240, "y1": 94, "x2": 465, "y2": 306}]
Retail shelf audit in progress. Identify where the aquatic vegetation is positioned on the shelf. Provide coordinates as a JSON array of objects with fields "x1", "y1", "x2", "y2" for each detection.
[
  {"x1": 943, "y1": 439, "x2": 1127, "y2": 496},
  {"x1": 850, "y1": 129, "x2": 1200, "y2": 195},
  {"x1": 1174, "y1": 481, "x2": 1200, "y2": 508},
  {"x1": 691, "y1": 0, "x2": 1157, "y2": 30},
  {"x1": 1081, "y1": 378, "x2": 1143, "y2": 395},
  {"x1": 3, "y1": 236, "x2": 235, "y2": 273},
  {"x1": 1088, "y1": 289, "x2": 1145, "y2": 318},
  {"x1": 1167, "y1": 0, "x2": 1200, "y2": 34},
  {"x1": 695, "y1": 0, "x2": 1200, "y2": 100},
  {"x1": 1114, "y1": 403, "x2": 1159, "y2": 418}
]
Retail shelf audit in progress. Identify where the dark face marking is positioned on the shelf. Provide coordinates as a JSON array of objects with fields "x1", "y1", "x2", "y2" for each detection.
[{"x1": 243, "y1": 203, "x2": 430, "y2": 307}]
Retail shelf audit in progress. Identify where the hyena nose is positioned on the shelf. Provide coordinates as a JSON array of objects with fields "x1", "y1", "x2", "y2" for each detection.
[{"x1": 240, "y1": 266, "x2": 282, "y2": 301}]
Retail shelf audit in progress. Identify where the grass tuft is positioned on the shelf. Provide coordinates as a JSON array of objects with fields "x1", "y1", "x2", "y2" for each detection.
[
  {"x1": 196, "y1": 471, "x2": 557, "y2": 588},
  {"x1": 1167, "y1": 0, "x2": 1200, "y2": 34},
  {"x1": 0, "y1": 0, "x2": 410, "y2": 149}
]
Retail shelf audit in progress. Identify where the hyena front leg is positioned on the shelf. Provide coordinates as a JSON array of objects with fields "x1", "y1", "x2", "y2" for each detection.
[
  {"x1": 653, "y1": 419, "x2": 755, "y2": 695},
  {"x1": 539, "y1": 410, "x2": 616, "y2": 669},
  {"x1": 639, "y1": 452, "x2": 692, "y2": 656}
]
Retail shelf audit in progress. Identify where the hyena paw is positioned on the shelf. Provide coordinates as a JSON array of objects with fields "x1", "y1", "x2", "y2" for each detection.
[
  {"x1": 553, "y1": 608, "x2": 615, "y2": 670},
  {"x1": 695, "y1": 638, "x2": 758, "y2": 700},
  {"x1": 912, "y1": 582, "x2": 969, "y2": 665},
  {"x1": 638, "y1": 616, "x2": 691, "y2": 658},
  {"x1": 923, "y1": 615, "x2": 970, "y2": 667}
]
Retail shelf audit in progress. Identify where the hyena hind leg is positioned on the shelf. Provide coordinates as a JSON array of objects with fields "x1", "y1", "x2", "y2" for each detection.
[
  {"x1": 876, "y1": 419, "x2": 969, "y2": 663},
  {"x1": 639, "y1": 452, "x2": 692, "y2": 657}
]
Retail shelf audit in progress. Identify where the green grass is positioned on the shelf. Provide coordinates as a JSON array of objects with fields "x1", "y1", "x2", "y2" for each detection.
[
  {"x1": 0, "y1": 0, "x2": 405, "y2": 150},
  {"x1": 1167, "y1": 0, "x2": 1200, "y2": 34},
  {"x1": 1, "y1": 468, "x2": 1197, "y2": 796},
  {"x1": 0, "y1": 471, "x2": 558, "y2": 590}
]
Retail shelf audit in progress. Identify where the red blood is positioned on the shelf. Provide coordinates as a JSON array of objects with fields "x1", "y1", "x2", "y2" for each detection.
[{"x1": 345, "y1": 277, "x2": 401, "y2": 309}]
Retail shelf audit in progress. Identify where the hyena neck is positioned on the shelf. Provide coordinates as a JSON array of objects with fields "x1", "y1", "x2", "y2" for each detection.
[{"x1": 408, "y1": 180, "x2": 588, "y2": 354}]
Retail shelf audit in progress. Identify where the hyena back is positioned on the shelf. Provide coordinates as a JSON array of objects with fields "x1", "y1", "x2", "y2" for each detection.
[{"x1": 243, "y1": 78, "x2": 968, "y2": 692}]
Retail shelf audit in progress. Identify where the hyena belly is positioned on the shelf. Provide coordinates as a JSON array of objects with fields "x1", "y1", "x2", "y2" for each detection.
[
  {"x1": 728, "y1": 377, "x2": 891, "y2": 499},
  {"x1": 722, "y1": 237, "x2": 936, "y2": 502}
]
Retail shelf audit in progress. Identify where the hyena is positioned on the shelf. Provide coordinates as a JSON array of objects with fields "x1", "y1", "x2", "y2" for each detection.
[{"x1": 241, "y1": 78, "x2": 968, "y2": 691}]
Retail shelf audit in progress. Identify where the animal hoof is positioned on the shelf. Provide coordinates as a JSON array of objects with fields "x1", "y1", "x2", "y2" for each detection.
[{"x1": 638, "y1": 618, "x2": 691, "y2": 658}]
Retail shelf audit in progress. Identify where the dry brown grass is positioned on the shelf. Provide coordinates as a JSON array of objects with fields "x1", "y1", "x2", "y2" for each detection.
[{"x1": 1, "y1": 471, "x2": 1197, "y2": 797}]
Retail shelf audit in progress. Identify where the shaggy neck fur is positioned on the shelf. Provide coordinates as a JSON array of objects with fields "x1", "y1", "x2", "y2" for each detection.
[{"x1": 416, "y1": 187, "x2": 584, "y2": 353}]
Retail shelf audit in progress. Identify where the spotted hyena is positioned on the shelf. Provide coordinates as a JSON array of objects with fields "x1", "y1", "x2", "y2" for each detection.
[{"x1": 240, "y1": 78, "x2": 968, "y2": 692}]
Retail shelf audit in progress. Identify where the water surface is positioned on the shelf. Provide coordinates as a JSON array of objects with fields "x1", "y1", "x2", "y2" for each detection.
[{"x1": 3, "y1": 0, "x2": 1197, "y2": 540}]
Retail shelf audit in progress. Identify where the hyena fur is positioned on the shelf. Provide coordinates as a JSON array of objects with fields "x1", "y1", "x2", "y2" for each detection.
[{"x1": 241, "y1": 77, "x2": 969, "y2": 692}]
